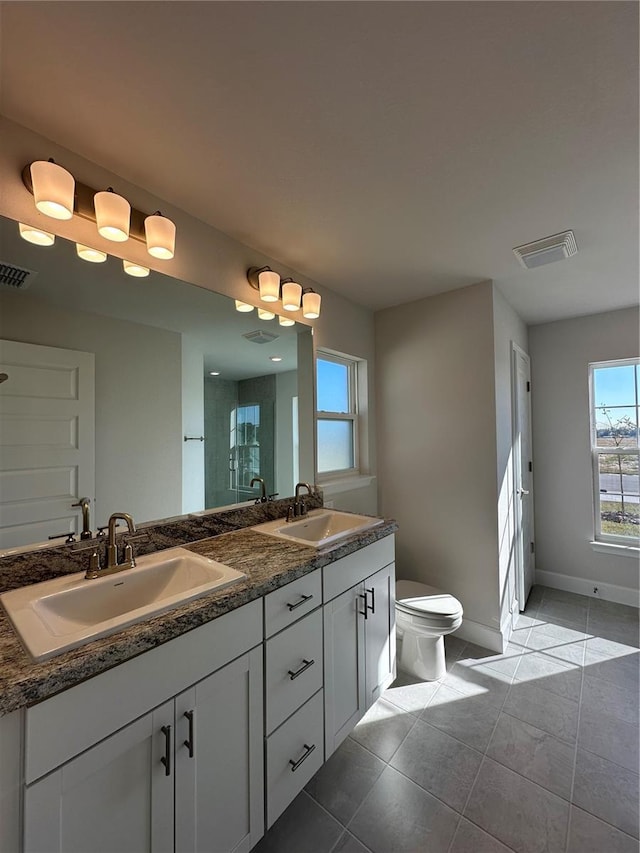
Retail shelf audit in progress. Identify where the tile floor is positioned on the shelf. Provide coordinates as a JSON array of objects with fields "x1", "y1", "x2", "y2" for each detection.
[{"x1": 254, "y1": 586, "x2": 639, "y2": 853}]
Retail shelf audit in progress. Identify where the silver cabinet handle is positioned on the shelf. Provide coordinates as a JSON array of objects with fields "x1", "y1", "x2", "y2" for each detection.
[
  {"x1": 160, "y1": 725, "x2": 172, "y2": 776},
  {"x1": 288, "y1": 658, "x2": 315, "y2": 680},
  {"x1": 289, "y1": 743, "x2": 316, "y2": 772},
  {"x1": 287, "y1": 593, "x2": 313, "y2": 612},
  {"x1": 366, "y1": 587, "x2": 375, "y2": 614},
  {"x1": 183, "y1": 710, "x2": 195, "y2": 758}
]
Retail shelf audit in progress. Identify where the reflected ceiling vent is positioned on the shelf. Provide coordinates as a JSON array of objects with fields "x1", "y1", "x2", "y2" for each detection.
[
  {"x1": 0, "y1": 262, "x2": 37, "y2": 290},
  {"x1": 242, "y1": 329, "x2": 279, "y2": 345},
  {"x1": 513, "y1": 230, "x2": 577, "y2": 269}
]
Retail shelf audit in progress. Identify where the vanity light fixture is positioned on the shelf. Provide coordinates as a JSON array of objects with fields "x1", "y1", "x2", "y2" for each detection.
[
  {"x1": 209, "y1": 371, "x2": 220, "y2": 376},
  {"x1": 94, "y1": 189, "x2": 131, "y2": 242},
  {"x1": 22, "y1": 160, "x2": 177, "y2": 259},
  {"x1": 123, "y1": 260, "x2": 150, "y2": 278},
  {"x1": 235, "y1": 300, "x2": 255, "y2": 313},
  {"x1": 246, "y1": 266, "x2": 321, "y2": 319},
  {"x1": 76, "y1": 244, "x2": 107, "y2": 263},
  {"x1": 18, "y1": 222, "x2": 55, "y2": 246},
  {"x1": 278, "y1": 315, "x2": 295, "y2": 327},
  {"x1": 302, "y1": 289, "x2": 321, "y2": 319},
  {"x1": 258, "y1": 308, "x2": 276, "y2": 321},
  {"x1": 29, "y1": 159, "x2": 75, "y2": 220},
  {"x1": 269, "y1": 356, "x2": 282, "y2": 363},
  {"x1": 145, "y1": 212, "x2": 176, "y2": 260}
]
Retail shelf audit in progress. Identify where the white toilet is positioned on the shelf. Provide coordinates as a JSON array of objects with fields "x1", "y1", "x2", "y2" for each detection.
[{"x1": 395, "y1": 580, "x2": 463, "y2": 681}]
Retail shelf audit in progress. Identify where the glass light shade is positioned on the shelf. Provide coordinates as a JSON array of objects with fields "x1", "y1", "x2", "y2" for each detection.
[
  {"x1": 278, "y1": 315, "x2": 295, "y2": 327},
  {"x1": 235, "y1": 300, "x2": 255, "y2": 313},
  {"x1": 144, "y1": 214, "x2": 176, "y2": 259},
  {"x1": 123, "y1": 260, "x2": 150, "y2": 278},
  {"x1": 302, "y1": 290, "x2": 322, "y2": 319},
  {"x1": 282, "y1": 281, "x2": 302, "y2": 311},
  {"x1": 30, "y1": 160, "x2": 75, "y2": 220},
  {"x1": 76, "y1": 243, "x2": 107, "y2": 263},
  {"x1": 94, "y1": 191, "x2": 130, "y2": 242},
  {"x1": 258, "y1": 308, "x2": 275, "y2": 320},
  {"x1": 19, "y1": 222, "x2": 55, "y2": 246},
  {"x1": 258, "y1": 269, "x2": 280, "y2": 302}
]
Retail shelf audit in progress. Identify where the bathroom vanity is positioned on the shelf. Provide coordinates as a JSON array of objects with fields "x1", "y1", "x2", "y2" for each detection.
[{"x1": 0, "y1": 508, "x2": 396, "y2": 853}]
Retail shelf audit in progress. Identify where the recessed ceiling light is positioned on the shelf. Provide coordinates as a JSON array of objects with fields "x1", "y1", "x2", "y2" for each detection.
[
  {"x1": 209, "y1": 371, "x2": 220, "y2": 376},
  {"x1": 269, "y1": 356, "x2": 282, "y2": 363}
]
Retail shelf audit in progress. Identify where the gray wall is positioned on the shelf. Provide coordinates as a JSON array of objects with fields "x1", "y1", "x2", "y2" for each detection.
[
  {"x1": 0, "y1": 291, "x2": 182, "y2": 525},
  {"x1": 529, "y1": 306, "x2": 640, "y2": 595},
  {"x1": 375, "y1": 281, "x2": 504, "y2": 642}
]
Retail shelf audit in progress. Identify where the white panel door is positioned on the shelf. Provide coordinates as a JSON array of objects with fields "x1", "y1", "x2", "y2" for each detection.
[
  {"x1": 24, "y1": 702, "x2": 174, "y2": 853},
  {"x1": 512, "y1": 344, "x2": 535, "y2": 609},
  {"x1": 0, "y1": 339, "x2": 95, "y2": 549}
]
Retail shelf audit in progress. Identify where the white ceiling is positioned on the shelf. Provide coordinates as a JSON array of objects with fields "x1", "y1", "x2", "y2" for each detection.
[{"x1": 1, "y1": 1, "x2": 637, "y2": 324}]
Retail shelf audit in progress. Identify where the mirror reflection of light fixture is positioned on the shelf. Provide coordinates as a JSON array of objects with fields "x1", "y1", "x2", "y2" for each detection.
[
  {"x1": 19, "y1": 222, "x2": 55, "y2": 246},
  {"x1": 278, "y1": 315, "x2": 295, "y2": 327},
  {"x1": 235, "y1": 300, "x2": 254, "y2": 313},
  {"x1": 246, "y1": 266, "x2": 321, "y2": 319},
  {"x1": 123, "y1": 260, "x2": 150, "y2": 278},
  {"x1": 145, "y1": 212, "x2": 176, "y2": 260},
  {"x1": 94, "y1": 189, "x2": 131, "y2": 242},
  {"x1": 281, "y1": 279, "x2": 302, "y2": 311},
  {"x1": 258, "y1": 308, "x2": 275, "y2": 320},
  {"x1": 302, "y1": 289, "x2": 321, "y2": 319},
  {"x1": 76, "y1": 243, "x2": 107, "y2": 263},
  {"x1": 30, "y1": 159, "x2": 75, "y2": 220}
]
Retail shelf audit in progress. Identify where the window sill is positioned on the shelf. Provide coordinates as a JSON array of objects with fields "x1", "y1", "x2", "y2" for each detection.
[
  {"x1": 590, "y1": 540, "x2": 640, "y2": 559},
  {"x1": 319, "y1": 475, "x2": 377, "y2": 496}
]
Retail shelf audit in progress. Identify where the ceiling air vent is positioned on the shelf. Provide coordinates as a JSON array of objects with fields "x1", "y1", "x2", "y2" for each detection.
[
  {"x1": 0, "y1": 262, "x2": 37, "y2": 290},
  {"x1": 242, "y1": 329, "x2": 279, "y2": 345},
  {"x1": 513, "y1": 230, "x2": 578, "y2": 269}
]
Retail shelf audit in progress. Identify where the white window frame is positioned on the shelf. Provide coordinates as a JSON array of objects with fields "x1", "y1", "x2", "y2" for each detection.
[
  {"x1": 316, "y1": 350, "x2": 360, "y2": 480},
  {"x1": 589, "y1": 358, "x2": 640, "y2": 547}
]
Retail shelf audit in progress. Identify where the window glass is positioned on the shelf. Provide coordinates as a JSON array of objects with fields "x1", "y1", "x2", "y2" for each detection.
[
  {"x1": 317, "y1": 420, "x2": 354, "y2": 473},
  {"x1": 317, "y1": 359, "x2": 350, "y2": 412},
  {"x1": 593, "y1": 364, "x2": 636, "y2": 408}
]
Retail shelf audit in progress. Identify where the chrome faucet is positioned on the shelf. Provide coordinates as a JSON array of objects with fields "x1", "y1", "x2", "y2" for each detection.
[
  {"x1": 86, "y1": 512, "x2": 137, "y2": 579},
  {"x1": 72, "y1": 497, "x2": 92, "y2": 540},
  {"x1": 250, "y1": 476, "x2": 267, "y2": 503},
  {"x1": 289, "y1": 482, "x2": 313, "y2": 519}
]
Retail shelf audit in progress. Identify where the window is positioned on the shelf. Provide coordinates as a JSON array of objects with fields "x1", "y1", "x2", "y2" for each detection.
[
  {"x1": 589, "y1": 359, "x2": 640, "y2": 545},
  {"x1": 316, "y1": 352, "x2": 359, "y2": 477}
]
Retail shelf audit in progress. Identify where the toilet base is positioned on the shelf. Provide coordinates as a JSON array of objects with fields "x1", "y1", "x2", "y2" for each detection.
[{"x1": 399, "y1": 631, "x2": 447, "y2": 681}]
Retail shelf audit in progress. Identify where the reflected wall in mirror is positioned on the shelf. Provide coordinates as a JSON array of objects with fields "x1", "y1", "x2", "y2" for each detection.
[{"x1": 0, "y1": 215, "x2": 314, "y2": 550}]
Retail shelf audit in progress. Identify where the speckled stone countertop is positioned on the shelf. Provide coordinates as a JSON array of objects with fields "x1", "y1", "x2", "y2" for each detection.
[{"x1": 0, "y1": 520, "x2": 396, "y2": 717}]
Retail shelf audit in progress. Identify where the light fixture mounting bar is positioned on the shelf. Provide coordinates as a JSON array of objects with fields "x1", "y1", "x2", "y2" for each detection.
[
  {"x1": 22, "y1": 164, "x2": 147, "y2": 244},
  {"x1": 246, "y1": 266, "x2": 271, "y2": 291}
]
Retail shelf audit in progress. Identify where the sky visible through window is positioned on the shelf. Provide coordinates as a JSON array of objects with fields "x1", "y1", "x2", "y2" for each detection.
[{"x1": 317, "y1": 359, "x2": 349, "y2": 412}]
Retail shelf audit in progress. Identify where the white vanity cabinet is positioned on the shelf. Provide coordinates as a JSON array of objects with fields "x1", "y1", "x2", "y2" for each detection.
[
  {"x1": 323, "y1": 537, "x2": 396, "y2": 758},
  {"x1": 23, "y1": 599, "x2": 264, "y2": 853}
]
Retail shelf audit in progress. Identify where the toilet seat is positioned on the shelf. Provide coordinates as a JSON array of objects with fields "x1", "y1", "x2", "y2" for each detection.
[{"x1": 396, "y1": 580, "x2": 463, "y2": 624}]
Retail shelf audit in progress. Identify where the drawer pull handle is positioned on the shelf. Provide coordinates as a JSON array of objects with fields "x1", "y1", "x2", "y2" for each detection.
[
  {"x1": 184, "y1": 710, "x2": 195, "y2": 758},
  {"x1": 359, "y1": 592, "x2": 368, "y2": 620},
  {"x1": 160, "y1": 725, "x2": 172, "y2": 776},
  {"x1": 289, "y1": 743, "x2": 316, "y2": 772},
  {"x1": 288, "y1": 658, "x2": 315, "y2": 680},
  {"x1": 287, "y1": 593, "x2": 313, "y2": 612},
  {"x1": 366, "y1": 587, "x2": 375, "y2": 614}
]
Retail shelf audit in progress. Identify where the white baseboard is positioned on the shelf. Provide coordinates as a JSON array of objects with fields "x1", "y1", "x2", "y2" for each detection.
[
  {"x1": 535, "y1": 570, "x2": 639, "y2": 608},
  {"x1": 452, "y1": 617, "x2": 504, "y2": 653}
]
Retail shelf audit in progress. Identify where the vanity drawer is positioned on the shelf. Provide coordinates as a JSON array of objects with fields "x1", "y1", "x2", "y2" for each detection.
[
  {"x1": 264, "y1": 569, "x2": 321, "y2": 638},
  {"x1": 323, "y1": 535, "x2": 395, "y2": 602},
  {"x1": 265, "y1": 608, "x2": 323, "y2": 735},
  {"x1": 266, "y1": 689, "x2": 324, "y2": 828}
]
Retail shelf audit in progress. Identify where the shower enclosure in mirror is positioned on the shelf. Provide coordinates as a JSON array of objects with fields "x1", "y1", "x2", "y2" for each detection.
[{"x1": 0, "y1": 215, "x2": 313, "y2": 550}]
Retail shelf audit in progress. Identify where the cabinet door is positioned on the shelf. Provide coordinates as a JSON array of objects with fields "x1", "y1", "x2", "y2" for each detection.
[
  {"x1": 323, "y1": 584, "x2": 366, "y2": 758},
  {"x1": 24, "y1": 702, "x2": 174, "y2": 853},
  {"x1": 364, "y1": 562, "x2": 396, "y2": 708},
  {"x1": 175, "y1": 647, "x2": 264, "y2": 853}
]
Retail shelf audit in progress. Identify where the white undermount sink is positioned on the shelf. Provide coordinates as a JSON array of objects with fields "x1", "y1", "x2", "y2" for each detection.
[
  {"x1": 0, "y1": 547, "x2": 246, "y2": 662},
  {"x1": 251, "y1": 508, "x2": 384, "y2": 549}
]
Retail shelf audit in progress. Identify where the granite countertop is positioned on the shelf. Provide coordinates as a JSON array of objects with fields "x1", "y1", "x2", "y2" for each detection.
[{"x1": 0, "y1": 520, "x2": 397, "y2": 717}]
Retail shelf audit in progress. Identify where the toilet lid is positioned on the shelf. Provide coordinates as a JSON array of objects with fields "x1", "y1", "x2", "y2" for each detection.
[{"x1": 396, "y1": 580, "x2": 462, "y2": 618}]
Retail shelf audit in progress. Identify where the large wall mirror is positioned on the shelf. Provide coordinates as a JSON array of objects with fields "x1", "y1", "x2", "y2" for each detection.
[{"x1": 0, "y1": 215, "x2": 315, "y2": 550}]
